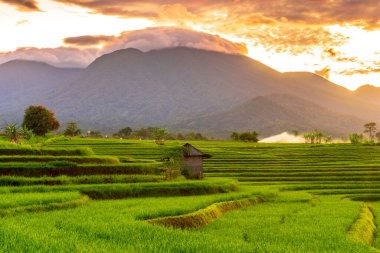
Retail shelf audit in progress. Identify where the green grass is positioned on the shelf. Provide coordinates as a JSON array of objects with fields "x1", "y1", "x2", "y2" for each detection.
[
  {"x1": 148, "y1": 196, "x2": 264, "y2": 229},
  {"x1": 0, "y1": 155, "x2": 120, "y2": 164},
  {"x1": 0, "y1": 191, "x2": 89, "y2": 217},
  {"x1": 1, "y1": 139, "x2": 380, "y2": 252},
  {"x1": 0, "y1": 146, "x2": 95, "y2": 156},
  {"x1": 347, "y1": 204, "x2": 376, "y2": 246},
  {"x1": 0, "y1": 174, "x2": 164, "y2": 186}
]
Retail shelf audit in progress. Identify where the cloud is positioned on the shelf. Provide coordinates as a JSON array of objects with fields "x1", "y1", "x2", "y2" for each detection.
[
  {"x1": 0, "y1": 47, "x2": 97, "y2": 68},
  {"x1": 100, "y1": 27, "x2": 247, "y2": 55},
  {"x1": 16, "y1": 19, "x2": 30, "y2": 26},
  {"x1": 0, "y1": 27, "x2": 247, "y2": 68},
  {"x1": 315, "y1": 66, "x2": 331, "y2": 79},
  {"x1": 64, "y1": 35, "x2": 116, "y2": 46},
  {"x1": 323, "y1": 48, "x2": 359, "y2": 63},
  {"x1": 245, "y1": 26, "x2": 348, "y2": 55},
  {"x1": 1, "y1": 0, "x2": 40, "y2": 11},
  {"x1": 259, "y1": 132, "x2": 305, "y2": 143},
  {"x1": 339, "y1": 67, "x2": 380, "y2": 75},
  {"x1": 53, "y1": 0, "x2": 380, "y2": 29}
]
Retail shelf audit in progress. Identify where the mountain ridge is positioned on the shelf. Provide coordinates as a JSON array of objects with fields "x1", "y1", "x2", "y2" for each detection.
[{"x1": 0, "y1": 47, "x2": 378, "y2": 137}]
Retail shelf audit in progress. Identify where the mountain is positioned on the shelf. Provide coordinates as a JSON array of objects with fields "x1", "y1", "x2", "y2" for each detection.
[
  {"x1": 0, "y1": 47, "x2": 378, "y2": 137},
  {"x1": 354, "y1": 85, "x2": 380, "y2": 106},
  {"x1": 48, "y1": 47, "x2": 285, "y2": 129},
  {"x1": 173, "y1": 94, "x2": 365, "y2": 137},
  {"x1": 0, "y1": 60, "x2": 82, "y2": 124}
]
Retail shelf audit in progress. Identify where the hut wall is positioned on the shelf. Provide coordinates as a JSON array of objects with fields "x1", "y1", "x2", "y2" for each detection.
[{"x1": 181, "y1": 157, "x2": 203, "y2": 179}]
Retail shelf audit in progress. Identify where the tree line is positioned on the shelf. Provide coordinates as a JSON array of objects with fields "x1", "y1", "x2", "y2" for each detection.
[
  {"x1": 0, "y1": 105, "x2": 209, "y2": 144},
  {"x1": 349, "y1": 122, "x2": 380, "y2": 144}
]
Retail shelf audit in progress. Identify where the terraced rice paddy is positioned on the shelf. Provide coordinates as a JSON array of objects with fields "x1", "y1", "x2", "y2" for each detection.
[{"x1": 1, "y1": 138, "x2": 380, "y2": 252}]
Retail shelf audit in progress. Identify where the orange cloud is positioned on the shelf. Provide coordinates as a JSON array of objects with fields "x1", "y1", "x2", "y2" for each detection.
[
  {"x1": 339, "y1": 67, "x2": 380, "y2": 75},
  {"x1": 1, "y1": 0, "x2": 40, "y2": 11},
  {"x1": 315, "y1": 66, "x2": 331, "y2": 79},
  {"x1": 53, "y1": 0, "x2": 380, "y2": 29},
  {"x1": 244, "y1": 26, "x2": 348, "y2": 55}
]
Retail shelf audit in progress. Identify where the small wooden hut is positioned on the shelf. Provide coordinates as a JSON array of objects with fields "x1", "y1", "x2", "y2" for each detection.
[{"x1": 181, "y1": 143, "x2": 211, "y2": 179}]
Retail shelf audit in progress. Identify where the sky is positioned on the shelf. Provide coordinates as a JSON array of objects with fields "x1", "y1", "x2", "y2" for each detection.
[{"x1": 0, "y1": 0, "x2": 379, "y2": 90}]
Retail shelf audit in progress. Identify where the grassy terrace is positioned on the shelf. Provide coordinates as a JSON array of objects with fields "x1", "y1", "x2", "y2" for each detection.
[{"x1": 1, "y1": 139, "x2": 380, "y2": 252}]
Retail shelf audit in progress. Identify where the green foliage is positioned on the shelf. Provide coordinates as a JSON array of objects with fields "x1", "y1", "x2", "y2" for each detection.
[
  {"x1": 349, "y1": 133, "x2": 364, "y2": 144},
  {"x1": 64, "y1": 122, "x2": 81, "y2": 137},
  {"x1": 185, "y1": 132, "x2": 208, "y2": 140},
  {"x1": 3, "y1": 124, "x2": 20, "y2": 143},
  {"x1": 230, "y1": 131, "x2": 259, "y2": 142},
  {"x1": 154, "y1": 128, "x2": 167, "y2": 145},
  {"x1": 113, "y1": 126, "x2": 132, "y2": 138},
  {"x1": 22, "y1": 105, "x2": 60, "y2": 136},
  {"x1": 86, "y1": 130, "x2": 103, "y2": 138},
  {"x1": 303, "y1": 129, "x2": 325, "y2": 144},
  {"x1": 161, "y1": 146, "x2": 185, "y2": 180},
  {"x1": 19, "y1": 126, "x2": 34, "y2": 140}
]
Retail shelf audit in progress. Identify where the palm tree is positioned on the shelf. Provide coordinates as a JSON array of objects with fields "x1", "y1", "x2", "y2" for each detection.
[{"x1": 4, "y1": 124, "x2": 20, "y2": 143}]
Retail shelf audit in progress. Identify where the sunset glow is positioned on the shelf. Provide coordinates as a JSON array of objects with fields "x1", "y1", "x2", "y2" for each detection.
[{"x1": 0, "y1": 0, "x2": 379, "y2": 90}]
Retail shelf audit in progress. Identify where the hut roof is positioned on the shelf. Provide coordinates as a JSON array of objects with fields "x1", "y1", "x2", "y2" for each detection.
[{"x1": 183, "y1": 143, "x2": 211, "y2": 158}]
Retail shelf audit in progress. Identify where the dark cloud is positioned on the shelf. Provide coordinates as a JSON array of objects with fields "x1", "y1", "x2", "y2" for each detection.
[
  {"x1": 64, "y1": 35, "x2": 116, "y2": 46},
  {"x1": 1, "y1": 0, "x2": 40, "y2": 11}
]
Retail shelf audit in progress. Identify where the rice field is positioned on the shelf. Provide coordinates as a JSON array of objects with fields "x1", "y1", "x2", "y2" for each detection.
[{"x1": 1, "y1": 138, "x2": 380, "y2": 252}]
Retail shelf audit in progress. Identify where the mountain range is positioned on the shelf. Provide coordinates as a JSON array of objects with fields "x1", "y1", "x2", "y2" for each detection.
[{"x1": 0, "y1": 47, "x2": 379, "y2": 138}]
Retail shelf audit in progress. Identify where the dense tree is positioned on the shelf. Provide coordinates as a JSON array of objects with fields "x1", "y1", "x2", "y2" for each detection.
[
  {"x1": 304, "y1": 130, "x2": 326, "y2": 144},
  {"x1": 364, "y1": 122, "x2": 377, "y2": 141},
  {"x1": 323, "y1": 135, "x2": 333, "y2": 144},
  {"x1": 113, "y1": 126, "x2": 132, "y2": 138},
  {"x1": 161, "y1": 147, "x2": 184, "y2": 180},
  {"x1": 230, "y1": 132, "x2": 239, "y2": 141},
  {"x1": 231, "y1": 131, "x2": 259, "y2": 142},
  {"x1": 186, "y1": 132, "x2": 208, "y2": 141},
  {"x1": 349, "y1": 133, "x2": 364, "y2": 144},
  {"x1": 64, "y1": 122, "x2": 81, "y2": 137},
  {"x1": 22, "y1": 105, "x2": 60, "y2": 136},
  {"x1": 87, "y1": 130, "x2": 102, "y2": 138},
  {"x1": 176, "y1": 133, "x2": 185, "y2": 140},
  {"x1": 154, "y1": 128, "x2": 167, "y2": 145},
  {"x1": 19, "y1": 127, "x2": 34, "y2": 140}
]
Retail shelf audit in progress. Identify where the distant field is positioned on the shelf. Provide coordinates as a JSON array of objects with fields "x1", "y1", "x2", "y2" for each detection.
[{"x1": 1, "y1": 138, "x2": 380, "y2": 252}]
